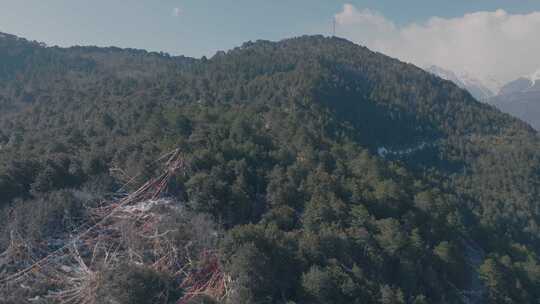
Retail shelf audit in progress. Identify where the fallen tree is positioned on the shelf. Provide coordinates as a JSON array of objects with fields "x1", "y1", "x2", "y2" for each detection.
[{"x1": 0, "y1": 149, "x2": 231, "y2": 304}]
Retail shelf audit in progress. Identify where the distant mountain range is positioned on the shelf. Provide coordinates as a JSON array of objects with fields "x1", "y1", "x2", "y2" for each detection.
[
  {"x1": 499, "y1": 71, "x2": 540, "y2": 95},
  {"x1": 425, "y1": 65, "x2": 496, "y2": 101},
  {"x1": 489, "y1": 71, "x2": 540, "y2": 129},
  {"x1": 426, "y1": 65, "x2": 540, "y2": 130}
]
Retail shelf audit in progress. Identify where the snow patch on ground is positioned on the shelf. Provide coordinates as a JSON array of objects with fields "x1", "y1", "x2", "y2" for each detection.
[
  {"x1": 377, "y1": 141, "x2": 430, "y2": 158},
  {"x1": 121, "y1": 199, "x2": 174, "y2": 213}
]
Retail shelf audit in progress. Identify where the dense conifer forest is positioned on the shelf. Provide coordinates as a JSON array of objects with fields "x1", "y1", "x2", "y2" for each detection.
[{"x1": 1, "y1": 32, "x2": 540, "y2": 303}]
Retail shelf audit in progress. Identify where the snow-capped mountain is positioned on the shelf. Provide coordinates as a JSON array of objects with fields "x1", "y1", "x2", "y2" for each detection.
[
  {"x1": 497, "y1": 69, "x2": 540, "y2": 95},
  {"x1": 529, "y1": 69, "x2": 540, "y2": 87},
  {"x1": 425, "y1": 65, "x2": 495, "y2": 101},
  {"x1": 475, "y1": 74, "x2": 503, "y2": 96},
  {"x1": 488, "y1": 69, "x2": 540, "y2": 130}
]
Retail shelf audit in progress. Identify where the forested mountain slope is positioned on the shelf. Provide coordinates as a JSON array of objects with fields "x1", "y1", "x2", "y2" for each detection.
[{"x1": 1, "y1": 33, "x2": 539, "y2": 304}]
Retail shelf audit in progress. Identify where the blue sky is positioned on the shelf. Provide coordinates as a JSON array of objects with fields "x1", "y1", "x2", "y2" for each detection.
[{"x1": 1, "y1": 1, "x2": 539, "y2": 57}]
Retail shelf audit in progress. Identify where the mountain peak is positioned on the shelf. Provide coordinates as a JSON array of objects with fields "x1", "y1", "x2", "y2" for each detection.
[
  {"x1": 498, "y1": 69, "x2": 540, "y2": 96},
  {"x1": 529, "y1": 69, "x2": 540, "y2": 86}
]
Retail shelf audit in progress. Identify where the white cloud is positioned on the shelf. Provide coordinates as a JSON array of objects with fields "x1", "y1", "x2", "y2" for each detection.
[
  {"x1": 173, "y1": 7, "x2": 183, "y2": 17},
  {"x1": 335, "y1": 4, "x2": 540, "y2": 84}
]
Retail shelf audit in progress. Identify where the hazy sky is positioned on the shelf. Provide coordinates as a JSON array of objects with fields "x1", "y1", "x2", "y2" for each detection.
[
  {"x1": 334, "y1": 3, "x2": 540, "y2": 85},
  {"x1": 1, "y1": 1, "x2": 539, "y2": 83}
]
